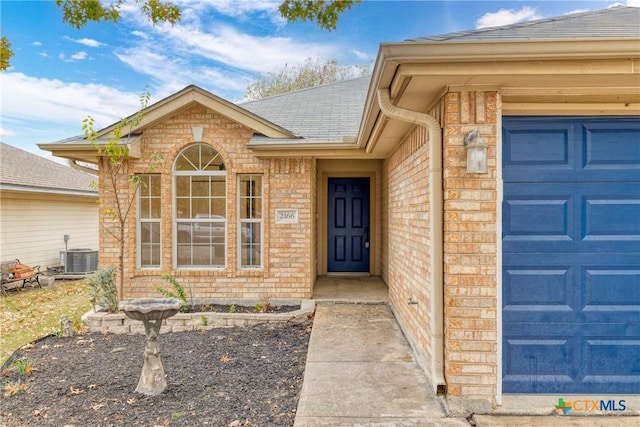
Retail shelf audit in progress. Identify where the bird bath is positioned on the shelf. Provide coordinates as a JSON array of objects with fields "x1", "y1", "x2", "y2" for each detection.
[{"x1": 118, "y1": 298, "x2": 184, "y2": 396}]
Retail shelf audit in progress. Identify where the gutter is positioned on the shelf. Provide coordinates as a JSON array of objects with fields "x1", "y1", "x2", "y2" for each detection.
[
  {"x1": 377, "y1": 38, "x2": 640, "y2": 63},
  {"x1": 377, "y1": 88, "x2": 446, "y2": 394},
  {"x1": 69, "y1": 160, "x2": 99, "y2": 176},
  {"x1": 0, "y1": 183, "x2": 97, "y2": 197}
]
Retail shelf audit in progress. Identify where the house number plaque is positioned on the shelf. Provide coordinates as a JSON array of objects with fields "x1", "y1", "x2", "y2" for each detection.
[{"x1": 276, "y1": 209, "x2": 299, "y2": 224}]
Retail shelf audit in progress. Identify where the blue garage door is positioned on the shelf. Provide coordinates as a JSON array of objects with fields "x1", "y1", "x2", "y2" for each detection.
[{"x1": 502, "y1": 117, "x2": 640, "y2": 393}]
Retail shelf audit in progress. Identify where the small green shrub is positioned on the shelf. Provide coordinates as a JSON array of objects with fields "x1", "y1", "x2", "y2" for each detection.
[
  {"x1": 229, "y1": 304, "x2": 236, "y2": 313},
  {"x1": 12, "y1": 359, "x2": 33, "y2": 376},
  {"x1": 86, "y1": 265, "x2": 119, "y2": 313},
  {"x1": 171, "y1": 411, "x2": 187, "y2": 420},
  {"x1": 155, "y1": 275, "x2": 188, "y2": 312},
  {"x1": 255, "y1": 297, "x2": 271, "y2": 313},
  {"x1": 200, "y1": 315, "x2": 208, "y2": 326}
]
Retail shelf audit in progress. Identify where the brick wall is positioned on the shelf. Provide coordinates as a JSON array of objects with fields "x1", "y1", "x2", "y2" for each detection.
[
  {"x1": 381, "y1": 91, "x2": 499, "y2": 404},
  {"x1": 382, "y1": 125, "x2": 434, "y2": 375},
  {"x1": 442, "y1": 91, "x2": 498, "y2": 400},
  {"x1": 98, "y1": 105, "x2": 314, "y2": 299}
]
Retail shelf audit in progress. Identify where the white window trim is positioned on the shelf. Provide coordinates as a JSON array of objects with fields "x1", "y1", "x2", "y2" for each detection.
[
  {"x1": 172, "y1": 144, "x2": 227, "y2": 270},
  {"x1": 238, "y1": 174, "x2": 263, "y2": 270},
  {"x1": 137, "y1": 174, "x2": 161, "y2": 269}
]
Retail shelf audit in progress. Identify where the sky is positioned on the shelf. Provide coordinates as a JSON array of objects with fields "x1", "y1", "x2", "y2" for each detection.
[{"x1": 1, "y1": 0, "x2": 638, "y2": 161}]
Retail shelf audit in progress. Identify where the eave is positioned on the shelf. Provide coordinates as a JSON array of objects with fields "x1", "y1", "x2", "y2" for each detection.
[
  {"x1": 39, "y1": 136, "x2": 142, "y2": 165},
  {"x1": 247, "y1": 141, "x2": 381, "y2": 159},
  {"x1": 360, "y1": 38, "x2": 640, "y2": 157},
  {"x1": 0, "y1": 183, "x2": 97, "y2": 198}
]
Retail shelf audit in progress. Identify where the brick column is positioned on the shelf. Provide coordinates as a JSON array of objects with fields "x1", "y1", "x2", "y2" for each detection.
[{"x1": 442, "y1": 91, "x2": 499, "y2": 402}]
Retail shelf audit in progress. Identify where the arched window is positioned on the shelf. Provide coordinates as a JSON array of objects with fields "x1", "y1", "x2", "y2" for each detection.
[{"x1": 173, "y1": 144, "x2": 226, "y2": 268}]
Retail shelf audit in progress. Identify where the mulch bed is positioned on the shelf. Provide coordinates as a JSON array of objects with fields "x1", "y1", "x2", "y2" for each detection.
[
  {"x1": 187, "y1": 304, "x2": 300, "y2": 314},
  {"x1": 1, "y1": 321, "x2": 312, "y2": 427}
]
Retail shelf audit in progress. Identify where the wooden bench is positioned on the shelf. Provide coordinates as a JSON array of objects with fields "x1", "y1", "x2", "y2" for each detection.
[{"x1": 1, "y1": 259, "x2": 41, "y2": 296}]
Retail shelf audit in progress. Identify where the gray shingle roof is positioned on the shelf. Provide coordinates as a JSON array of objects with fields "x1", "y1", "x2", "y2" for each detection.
[
  {"x1": 239, "y1": 76, "x2": 370, "y2": 144},
  {"x1": 0, "y1": 143, "x2": 96, "y2": 195},
  {"x1": 408, "y1": 6, "x2": 640, "y2": 42}
]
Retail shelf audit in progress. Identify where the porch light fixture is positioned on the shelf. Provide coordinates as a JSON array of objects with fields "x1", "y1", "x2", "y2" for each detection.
[
  {"x1": 464, "y1": 129, "x2": 488, "y2": 174},
  {"x1": 191, "y1": 126, "x2": 204, "y2": 142}
]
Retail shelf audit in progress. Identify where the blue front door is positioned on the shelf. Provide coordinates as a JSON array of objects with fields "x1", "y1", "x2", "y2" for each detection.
[
  {"x1": 328, "y1": 178, "x2": 370, "y2": 272},
  {"x1": 502, "y1": 116, "x2": 640, "y2": 393}
]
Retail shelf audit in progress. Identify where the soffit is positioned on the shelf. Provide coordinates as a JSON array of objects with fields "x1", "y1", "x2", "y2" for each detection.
[{"x1": 362, "y1": 39, "x2": 640, "y2": 158}]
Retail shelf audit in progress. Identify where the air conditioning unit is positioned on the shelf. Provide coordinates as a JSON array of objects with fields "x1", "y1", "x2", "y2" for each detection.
[{"x1": 60, "y1": 249, "x2": 99, "y2": 274}]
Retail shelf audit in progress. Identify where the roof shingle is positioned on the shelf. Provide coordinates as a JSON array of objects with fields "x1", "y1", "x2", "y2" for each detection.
[
  {"x1": 0, "y1": 143, "x2": 96, "y2": 195},
  {"x1": 240, "y1": 76, "x2": 370, "y2": 144},
  {"x1": 407, "y1": 6, "x2": 640, "y2": 42}
]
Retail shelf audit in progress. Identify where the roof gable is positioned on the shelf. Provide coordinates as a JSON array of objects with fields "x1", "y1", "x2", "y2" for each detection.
[{"x1": 97, "y1": 85, "x2": 298, "y2": 140}]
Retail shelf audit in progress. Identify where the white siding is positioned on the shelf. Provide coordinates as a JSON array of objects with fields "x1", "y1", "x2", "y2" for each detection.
[{"x1": 0, "y1": 191, "x2": 98, "y2": 268}]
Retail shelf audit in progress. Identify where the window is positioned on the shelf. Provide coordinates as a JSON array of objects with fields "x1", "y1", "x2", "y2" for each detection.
[
  {"x1": 173, "y1": 144, "x2": 226, "y2": 268},
  {"x1": 138, "y1": 175, "x2": 161, "y2": 268},
  {"x1": 239, "y1": 174, "x2": 263, "y2": 269}
]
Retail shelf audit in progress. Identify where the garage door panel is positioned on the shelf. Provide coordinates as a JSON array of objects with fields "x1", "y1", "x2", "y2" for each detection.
[
  {"x1": 504, "y1": 118, "x2": 640, "y2": 182},
  {"x1": 504, "y1": 183, "x2": 640, "y2": 253},
  {"x1": 503, "y1": 327, "x2": 580, "y2": 393},
  {"x1": 504, "y1": 254, "x2": 640, "y2": 324},
  {"x1": 503, "y1": 198, "x2": 571, "y2": 239},
  {"x1": 584, "y1": 268, "x2": 640, "y2": 308},
  {"x1": 504, "y1": 124, "x2": 572, "y2": 167},
  {"x1": 503, "y1": 116, "x2": 640, "y2": 394},
  {"x1": 584, "y1": 122, "x2": 640, "y2": 169},
  {"x1": 504, "y1": 336, "x2": 574, "y2": 375},
  {"x1": 584, "y1": 197, "x2": 640, "y2": 239},
  {"x1": 504, "y1": 267, "x2": 570, "y2": 306},
  {"x1": 585, "y1": 339, "x2": 640, "y2": 377}
]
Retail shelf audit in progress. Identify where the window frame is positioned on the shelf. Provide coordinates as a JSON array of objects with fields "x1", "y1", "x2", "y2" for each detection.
[
  {"x1": 238, "y1": 174, "x2": 263, "y2": 270},
  {"x1": 172, "y1": 144, "x2": 227, "y2": 269},
  {"x1": 137, "y1": 174, "x2": 162, "y2": 269}
]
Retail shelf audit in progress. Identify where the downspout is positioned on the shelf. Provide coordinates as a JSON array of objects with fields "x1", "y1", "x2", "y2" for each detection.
[{"x1": 377, "y1": 88, "x2": 446, "y2": 393}]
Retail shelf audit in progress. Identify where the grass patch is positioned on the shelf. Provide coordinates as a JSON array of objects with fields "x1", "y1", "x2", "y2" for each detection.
[{"x1": 0, "y1": 280, "x2": 91, "y2": 365}]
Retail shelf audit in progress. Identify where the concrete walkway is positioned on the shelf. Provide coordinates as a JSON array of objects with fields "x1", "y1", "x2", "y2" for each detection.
[
  {"x1": 294, "y1": 303, "x2": 469, "y2": 426},
  {"x1": 474, "y1": 415, "x2": 638, "y2": 426}
]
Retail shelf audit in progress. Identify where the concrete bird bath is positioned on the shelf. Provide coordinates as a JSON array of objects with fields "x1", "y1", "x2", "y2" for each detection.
[{"x1": 118, "y1": 298, "x2": 184, "y2": 395}]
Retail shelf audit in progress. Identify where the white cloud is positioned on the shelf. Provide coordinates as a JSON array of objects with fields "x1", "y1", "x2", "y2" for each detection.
[
  {"x1": 114, "y1": 47, "x2": 249, "y2": 100},
  {"x1": 0, "y1": 128, "x2": 16, "y2": 137},
  {"x1": 58, "y1": 51, "x2": 91, "y2": 62},
  {"x1": 476, "y1": 6, "x2": 543, "y2": 29},
  {"x1": 177, "y1": 0, "x2": 282, "y2": 21},
  {"x1": 103, "y1": 0, "x2": 346, "y2": 103},
  {"x1": 32, "y1": 41, "x2": 42, "y2": 47},
  {"x1": 350, "y1": 49, "x2": 370, "y2": 61},
  {"x1": 131, "y1": 30, "x2": 148, "y2": 39},
  {"x1": 63, "y1": 36, "x2": 106, "y2": 48},
  {"x1": 609, "y1": 0, "x2": 640, "y2": 6},
  {"x1": 71, "y1": 51, "x2": 89, "y2": 60},
  {"x1": 1, "y1": 72, "x2": 141, "y2": 133},
  {"x1": 156, "y1": 23, "x2": 333, "y2": 74},
  {"x1": 565, "y1": 8, "x2": 592, "y2": 15}
]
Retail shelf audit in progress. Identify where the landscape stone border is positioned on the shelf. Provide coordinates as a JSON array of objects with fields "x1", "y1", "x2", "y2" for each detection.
[{"x1": 82, "y1": 299, "x2": 315, "y2": 334}]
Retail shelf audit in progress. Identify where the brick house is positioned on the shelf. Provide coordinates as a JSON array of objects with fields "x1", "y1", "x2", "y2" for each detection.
[{"x1": 42, "y1": 7, "x2": 639, "y2": 411}]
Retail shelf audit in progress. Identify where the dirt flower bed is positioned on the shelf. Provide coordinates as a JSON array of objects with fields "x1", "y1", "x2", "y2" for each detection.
[
  {"x1": 1, "y1": 321, "x2": 312, "y2": 427},
  {"x1": 186, "y1": 304, "x2": 300, "y2": 314}
]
